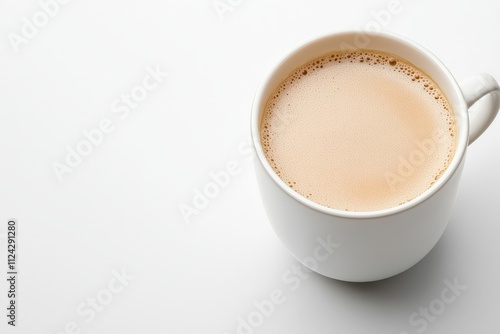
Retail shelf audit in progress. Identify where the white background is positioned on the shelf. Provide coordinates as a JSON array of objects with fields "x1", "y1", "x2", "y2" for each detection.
[{"x1": 0, "y1": 0, "x2": 499, "y2": 333}]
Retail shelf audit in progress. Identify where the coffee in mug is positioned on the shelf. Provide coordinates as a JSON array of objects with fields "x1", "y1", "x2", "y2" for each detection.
[{"x1": 260, "y1": 50, "x2": 456, "y2": 212}]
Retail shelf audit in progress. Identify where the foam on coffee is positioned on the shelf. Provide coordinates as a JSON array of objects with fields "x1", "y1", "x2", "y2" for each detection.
[{"x1": 260, "y1": 50, "x2": 456, "y2": 212}]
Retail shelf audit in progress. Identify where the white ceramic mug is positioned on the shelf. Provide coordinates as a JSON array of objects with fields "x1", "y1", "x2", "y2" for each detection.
[{"x1": 251, "y1": 30, "x2": 500, "y2": 282}]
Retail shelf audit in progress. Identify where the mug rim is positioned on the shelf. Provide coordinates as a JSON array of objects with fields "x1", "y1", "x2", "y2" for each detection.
[{"x1": 251, "y1": 29, "x2": 469, "y2": 219}]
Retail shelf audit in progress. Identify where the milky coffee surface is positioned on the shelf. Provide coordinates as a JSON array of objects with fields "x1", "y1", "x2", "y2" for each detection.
[{"x1": 260, "y1": 50, "x2": 456, "y2": 212}]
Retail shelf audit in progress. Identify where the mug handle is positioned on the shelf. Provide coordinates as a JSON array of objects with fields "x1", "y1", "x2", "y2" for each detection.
[{"x1": 459, "y1": 74, "x2": 500, "y2": 145}]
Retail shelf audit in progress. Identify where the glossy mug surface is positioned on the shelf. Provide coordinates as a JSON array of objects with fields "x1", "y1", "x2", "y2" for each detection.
[{"x1": 251, "y1": 31, "x2": 500, "y2": 282}]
